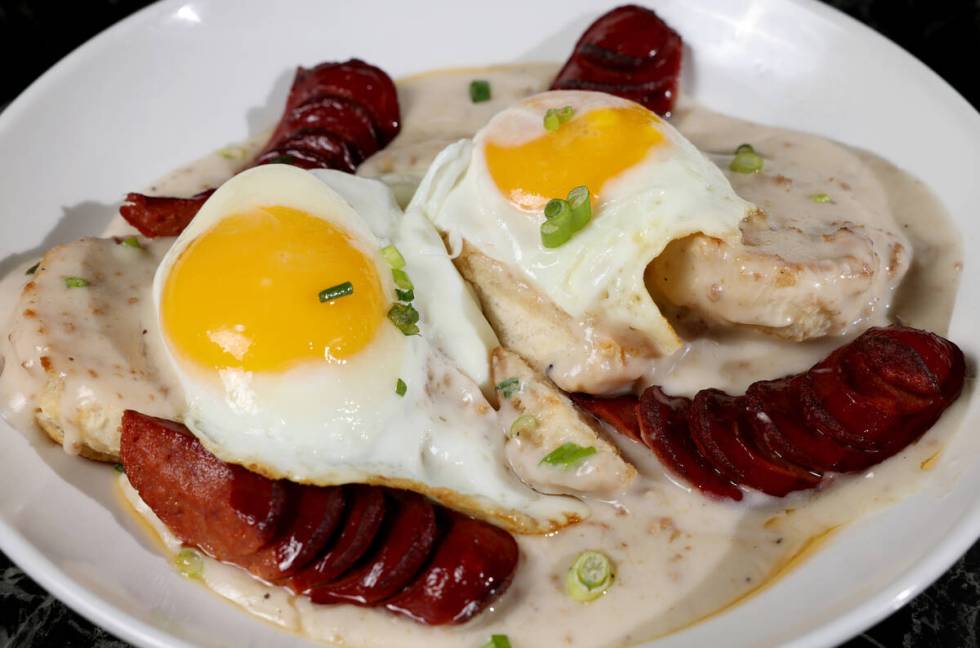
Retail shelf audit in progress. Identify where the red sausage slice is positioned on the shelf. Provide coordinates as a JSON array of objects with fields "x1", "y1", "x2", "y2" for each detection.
[
  {"x1": 256, "y1": 131, "x2": 361, "y2": 173},
  {"x1": 571, "y1": 393, "x2": 643, "y2": 443},
  {"x1": 286, "y1": 60, "x2": 400, "y2": 145},
  {"x1": 385, "y1": 514, "x2": 519, "y2": 625},
  {"x1": 119, "y1": 410, "x2": 288, "y2": 561},
  {"x1": 289, "y1": 485, "x2": 387, "y2": 594},
  {"x1": 309, "y1": 492, "x2": 438, "y2": 606},
  {"x1": 800, "y1": 349, "x2": 906, "y2": 452},
  {"x1": 551, "y1": 5, "x2": 683, "y2": 117},
  {"x1": 268, "y1": 96, "x2": 381, "y2": 163},
  {"x1": 637, "y1": 387, "x2": 743, "y2": 500},
  {"x1": 119, "y1": 190, "x2": 214, "y2": 238},
  {"x1": 745, "y1": 377, "x2": 876, "y2": 473},
  {"x1": 689, "y1": 390, "x2": 820, "y2": 497},
  {"x1": 244, "y1": 485, "x2": 347, "y2": 583}
]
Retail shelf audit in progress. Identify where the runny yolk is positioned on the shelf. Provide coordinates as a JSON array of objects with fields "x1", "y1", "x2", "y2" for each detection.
[
  {"x1": 162, "y1": 205, "x2": 386, "y2": 372},
  {"x1": 484, "y1": 105, "x2": 665, "y2": 211}
]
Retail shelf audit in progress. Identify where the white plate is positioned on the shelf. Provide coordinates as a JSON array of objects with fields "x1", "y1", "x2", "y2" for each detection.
[{"x1": 1, "y1": 1, "x2": 978, "y2": 646}]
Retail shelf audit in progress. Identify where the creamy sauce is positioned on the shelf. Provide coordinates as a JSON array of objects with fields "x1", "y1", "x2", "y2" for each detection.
[{"x1": 0, "y1": 63, "x2": 969, "y2": 648}]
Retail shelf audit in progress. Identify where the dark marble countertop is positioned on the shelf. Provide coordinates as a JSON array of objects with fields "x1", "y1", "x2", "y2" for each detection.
[{"x1": 2, "y1": 0, "x2": 979, "y2": 646}]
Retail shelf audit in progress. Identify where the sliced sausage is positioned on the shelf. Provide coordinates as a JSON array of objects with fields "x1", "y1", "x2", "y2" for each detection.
[
  {"x1": 385, "y1": 513, "x2": 519, "y2": 625},
  {"x1": 289, "y1": 485, "x2": 387, "y2": 594},
  {"x1": 119, "y1": 410, "x2": 288, "y2": 561},
  {"x1": 309, "y1": 492, "x2": 438, "y2": 606}
]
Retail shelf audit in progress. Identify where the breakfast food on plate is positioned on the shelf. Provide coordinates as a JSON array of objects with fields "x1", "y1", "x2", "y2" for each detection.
[
  {"x1": 0, "y1": 4, "x2": 970, "y2": 647},
  {"x1": 5, "y1": 236, "x2": 178, "y2": 460},
  {"x1": 491, "y1": 347, "x2": 636, "y2": 497}
]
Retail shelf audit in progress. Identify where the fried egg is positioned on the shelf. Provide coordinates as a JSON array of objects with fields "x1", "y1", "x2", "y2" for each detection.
[
  {"x1": 153, "y1": 164, "x2": 587, "y2": 533},
  {"x1": 417, "y1": 91, "x2": 754, "y2": 391}
]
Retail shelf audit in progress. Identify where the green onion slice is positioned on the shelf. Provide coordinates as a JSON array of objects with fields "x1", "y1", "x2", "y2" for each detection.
[
  {"x1": 395, "y1": 378, "x2": 407, "y2": 397},
  {"x1": 395, "y1": 288, "x2": 414, "y2": 302},
  {"x1": 564, "y1": 550, "x2": 614, "y2": 602},
  {"x1": 25, "y1": 262, "x2": 39, "y2": 276},
  {"x1": 380, "y1": 245, "x2": 406, "y2": 270},
  {"x1": 809, "y1": 192, "x2": 832, "y2": 204},
  {"x1": 544, "y1": 110, "x2": 561, "y2": 132},
  {"x1": 64, "y1": 276, "x2": 89, "y2": 289},
  {"x1": 481, "y1": 635, "x2": 513, "y2": 648},
  {"x1": 541, "y1": 211, "x2": 573, "y2": 248},
  {"x1": 544, "y1": 198, "x2": 570, "y2": 221},
  {"x1": 566, "y1": 185, "x2": 592, "y2": 231},
  {"x1": 120, "y1": 235, "x2": 143, "y2": 249},
  {"x1": 539, "y1": 442, "x2": 597, "y2": 468},
  {"x1": 729, "y1": 144, "x2": 764, "y2": 174},
  {"x1": 509, "y1": 414, "x2": 538, "y2": 439},
  {"x1": 174, "y1": 548, "x2": 204, "y2": 580},
  {"x1": 113, "y1": 463, "x2": 125, "y2": 473},
  {"x1": 469, "y1": 79, "x2": 491, "y2": 103},
  {"x1": 730, "y1": 152, "x2": 763, "y2": 174},
  {"x1": 392, "y1": 268, "x2": 414, "y2": 291},
  {"x1": 544, "y1": 105, "x2": 576, "y2": 132},
  {"x1": 387, "y1": 303, "x2": 420, "y2": 336},
  {"x1": 495, "y1": 377, "x2": 520, "y2": 399},
  {"x1": 318, "y1": 281, "x2": 354, "y2": 302}
]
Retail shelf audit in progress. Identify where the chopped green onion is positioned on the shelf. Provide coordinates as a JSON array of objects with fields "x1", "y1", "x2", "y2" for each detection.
[
  {"x1": 25, "y1": 262, "x2": 39, "y2": 276},
  {"x1": 396, "y1": 288, "x2": 415, "y2": 302},
  {"x1": 544, "y1": 198, "x2": 570, "y2": 221},
  {"x1": 509, "y1": 414, "x2": 538, "y2": 439},
  {"x1": 564, "y1": 550, "x2": 614, "y2": 602},
  {"x1": 380, "y1": 245, "x2": 406, "y2": 270},
  {"x1": 539, "y1": 442, "x2": 597, "y2": 468},
  {"x1": 218, "y1": 145, "x2": 246, "y2": 160},
  {"x1": 809, "y1": 192, "x2": 833, "y2": 204},
  {"x1": 395, "y1": 378, "x2": 407, "y2": 397},
  {"x1": 392, "y1": 268, "x2": 414, "y2": 292},
  {"x1": 729, "y1": 144, "x2": 764, "y2": 174},
  {"x1": 469, "y1": 79, "x2": 491, "y2": 103},
  {"x1": 64, "y1": 276, "x2": 89, "y2": 289},
  {"x1": 544, "y1": 105, "x2": 576, "y2": 132},
  {"x1": 387, "y1": 303, "x2": 420, "y2": 336},
  {"x1": 495, "y1": 377, "x2": 520, "y2": 399},
  {"x1": 120, "y1": 236, "x2": 142, "y2": 249},
  {"x1": 541, "y1": 210, "x2": 573, "y2": 248},
  {"x1": 174, "y1": 548, "x2": 204, "y2": 580},
  {"x1": 113, "y1": 463, "x2": 125, "y2": 473},
  {"x1": 566, "y1": 185, "x2": 592, "y2": 231},
  {"x1": 481, "y1": 635, "x2": 513, "y2": 648},
  {"x1": 319, "y1": 281, "x2": 354, "y2": 302},
  {"x1": 543, "y1": 110, "x2": 561, "y2": 132}
]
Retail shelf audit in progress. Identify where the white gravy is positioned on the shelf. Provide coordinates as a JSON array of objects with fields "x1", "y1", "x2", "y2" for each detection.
[{"x1": 0, "y1": 63, "x2": 969, "y2": 648}]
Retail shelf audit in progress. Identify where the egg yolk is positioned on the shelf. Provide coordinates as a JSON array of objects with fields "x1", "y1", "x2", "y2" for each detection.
[
  {"x1": 162, "y1": 205, "x2": 386, "y2": 372},
  {"x1": 484, "y1": 105, "x2": 665, "y2": 211}
]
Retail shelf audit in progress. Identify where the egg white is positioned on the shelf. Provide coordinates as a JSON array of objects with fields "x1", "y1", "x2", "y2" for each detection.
[{"x1": 153, "y1": 164, "x2": 587, "y2": 533}]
